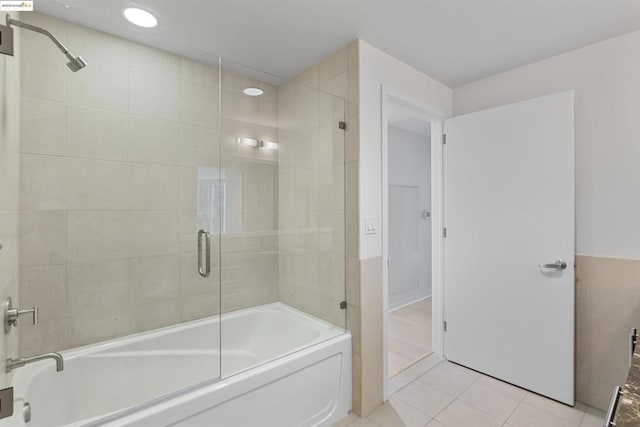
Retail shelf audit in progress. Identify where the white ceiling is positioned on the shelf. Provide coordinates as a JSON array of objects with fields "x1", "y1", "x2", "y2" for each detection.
[{"x1": 35, "y1": 0, "x2": 640, "y2": 87}]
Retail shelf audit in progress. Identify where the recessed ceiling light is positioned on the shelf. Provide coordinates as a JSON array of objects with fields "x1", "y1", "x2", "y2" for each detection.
[
  {"x1": 123, "y1": 8, "x2": 158, "y2": 28},
  {"x1": 243, "y1": 87, "x2": 264, "y2": 96}
]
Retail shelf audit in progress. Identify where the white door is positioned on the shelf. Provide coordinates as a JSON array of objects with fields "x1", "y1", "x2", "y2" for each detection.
[{"x1": 444, "y1": 91, "x2": 575, "y2": 404}]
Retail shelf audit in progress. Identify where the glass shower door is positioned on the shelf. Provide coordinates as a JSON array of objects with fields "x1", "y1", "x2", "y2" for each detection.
[
  {"x1": 13, "y1": 12, "x2": 224, "y2": 423},
  {"x1": 218, "y1": 58, "x2": 347, "y2": 378}
]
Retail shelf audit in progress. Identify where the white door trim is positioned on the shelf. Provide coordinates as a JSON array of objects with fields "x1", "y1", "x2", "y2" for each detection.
[{"x1": 381, "y1": 85, "x2": 445, "y2": 400}]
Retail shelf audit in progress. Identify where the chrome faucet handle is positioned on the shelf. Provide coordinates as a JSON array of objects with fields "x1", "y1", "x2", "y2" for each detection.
[{"x1": 4, "y1": 298, "x2": 38, "y2": 333}]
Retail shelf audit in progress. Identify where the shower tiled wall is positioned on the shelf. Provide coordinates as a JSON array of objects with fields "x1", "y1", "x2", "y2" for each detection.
[
  {"x1": 18, "y1": 13, "x2": 279, "y2": 355},
  {"x1": 277, "y1": 40, "x2": 362, "y2": 411},
  {"x1": 0, "y1": 11, "x2": 21, "y2": 387},
  {"x1": 576, "y1": 255, "x2": 640, "y2": 409}
]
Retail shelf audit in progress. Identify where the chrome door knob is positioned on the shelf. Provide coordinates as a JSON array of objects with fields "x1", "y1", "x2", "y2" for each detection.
[{"x1": 538, "y1": 260, "x2": 567, "y2": 270}]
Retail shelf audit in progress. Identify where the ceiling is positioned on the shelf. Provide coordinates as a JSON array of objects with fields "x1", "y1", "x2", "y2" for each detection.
[{"x1": 35, "y1": 0, "x2": 640, "y2": 87}]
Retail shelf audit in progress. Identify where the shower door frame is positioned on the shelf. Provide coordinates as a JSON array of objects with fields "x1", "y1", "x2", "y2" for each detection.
[{"x1": 381, "y1": 86, "x2": 446, "y2": 400}]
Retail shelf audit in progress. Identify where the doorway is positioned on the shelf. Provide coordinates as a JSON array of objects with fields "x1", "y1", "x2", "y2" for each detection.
[
  {"x1": 382, "y1": 92, "x2": 445, "y2": 395},
  {"x1": 387, "y1": 113, "x2": 432, "y2": 377}
]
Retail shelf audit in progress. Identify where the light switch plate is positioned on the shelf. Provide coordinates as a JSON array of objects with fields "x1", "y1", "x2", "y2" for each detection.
[{"x1": 365, "y1": 216, "x2": 377, "y2": 235}]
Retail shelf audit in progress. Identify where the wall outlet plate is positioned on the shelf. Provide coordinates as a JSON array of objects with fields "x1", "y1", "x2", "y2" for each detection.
[
  {"x1": 0, "y1": 24, "x2": 15, "y2": 57},
  {"x1": 0, "y1": 387, "x2": 14, "y2": 419}
]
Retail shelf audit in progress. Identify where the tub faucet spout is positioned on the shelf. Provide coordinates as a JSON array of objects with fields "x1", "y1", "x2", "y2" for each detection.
[{"x1": 5, "y1": 352, "x2": 64, "y2": 373}]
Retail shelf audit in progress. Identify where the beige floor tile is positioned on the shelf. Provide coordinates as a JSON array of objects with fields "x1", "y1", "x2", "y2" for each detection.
[
  {"x1": 368, "y1": 397, "x2": 432, "y2": 427},
  {"x1": 474, "y1": 375, "x2": 528, "y2": 401},
  {"x1": 507, "y1": 402, "x2": 578, "y2": 427},
  {"x1": 434, "y1": 400, "x2": 502, "y2": 427},
  {"x1": 579, "y1": 407, "x2": 605, "y2": 427},
  {"x1": 333, "y1": 413, "x2": 380, "y2": 426},
  {"x1": 425, "y1": 421, "x2": 446, "y2": 427},
  {"x1": 389, "y1": 355, "x2": 444, "y2": 395},
  {"x1": 458, "y1": 381, "x2": 522, "y2": 420},
  {"x1": 388, "y1": 298, "x2": 433, "y2": 377},
  {"x1": 395, "y1": 380, "x2": 455, "y2": 418},
  {"x1": 522, "y1": 393, "x2": 586, "y2": 424},
  {"x1": 418, "y1": 361, "x2": 480, "y2": 397}
]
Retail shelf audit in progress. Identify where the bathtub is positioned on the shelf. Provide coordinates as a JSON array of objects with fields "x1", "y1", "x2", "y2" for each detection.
[{"x1": 6, "y1": 303, "x2": 352, "y2": 427}]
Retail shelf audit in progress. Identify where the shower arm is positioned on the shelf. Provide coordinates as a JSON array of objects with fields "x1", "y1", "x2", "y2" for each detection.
[{"x1": 6, "y1": 15, "x2": 73, "y2": 56}]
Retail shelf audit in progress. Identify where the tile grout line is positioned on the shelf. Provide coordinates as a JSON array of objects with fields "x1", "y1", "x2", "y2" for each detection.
[{"x1": 500, "y1": 387, "x2": 529, "y2": 426}]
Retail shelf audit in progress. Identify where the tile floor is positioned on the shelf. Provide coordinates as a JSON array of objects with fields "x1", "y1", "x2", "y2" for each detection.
[
  {"x1": 335, "y1": 356, "x2": 605, "y2": 427},
  {"x1": 388, "y1": 298, "x2": 433, "y2": 378}
]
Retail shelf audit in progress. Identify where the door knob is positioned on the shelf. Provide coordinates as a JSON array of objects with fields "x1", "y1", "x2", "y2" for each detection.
[{"x1": 538, "y1": 260, "x2": 567, "y2": 270}]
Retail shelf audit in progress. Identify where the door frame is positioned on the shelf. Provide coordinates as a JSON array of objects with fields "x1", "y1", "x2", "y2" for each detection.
[{"x1": 381, "y1": 86, "x2": 446, "y2": 400}]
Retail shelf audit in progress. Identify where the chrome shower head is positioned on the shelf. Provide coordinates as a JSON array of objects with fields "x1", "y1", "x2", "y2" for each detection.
[
  {"x1": 65, "y1": 54, "x2": 87, "y2": 72},
  {"x1": 6, "y1": 16, "x2": 87, "y2": 72}
]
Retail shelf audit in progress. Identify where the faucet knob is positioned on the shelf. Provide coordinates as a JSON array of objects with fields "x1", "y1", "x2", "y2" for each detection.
[{"x1": 4, "y1": 298, "x2": 38, "y2": 333}]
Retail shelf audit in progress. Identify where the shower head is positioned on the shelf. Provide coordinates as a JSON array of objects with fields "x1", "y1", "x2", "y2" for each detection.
[
  {"x1": 6, "y1": 15, "x2": 87, "y2": 72},
  {"x1": 65, "y1": 53, "x2": 87, "y2": 72}
]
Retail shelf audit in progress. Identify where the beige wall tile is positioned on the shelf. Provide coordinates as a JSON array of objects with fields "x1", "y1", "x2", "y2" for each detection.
[
  {"x1": 129, "y1": 43, "x2": 181, "y2": 77},
  {"x1": 21, "y1": 96, "x2": 66, "y2": 156},
  {"x1": 67, "y1": 23, "x2": 130, "y2": 65},
  {"x1": 575, "y1": 255, "x2": 640, "y2": 410},
  {"x1": 67, "y1": 211, "x2": 129, "y2": 262},
  {"x1": 128, "y1": 211, "x2": 179, "y2": 257},
  {"x1": 0, "y1": 213, "x2": 19, "y2": 287},
  {"x1": 67, "y1": 106, "x2": 128, "y2": 161},
  {"x1": 0, "y1": 152, "x2": 20, "y2": 212},
  {"x1": 67, "y1": 158, "x2": 130, "y2": 210},
  {"x1": 20, "y1": 154, "x2": 67, "y2": 210},
  {"x1": 319, "y1": 72, "x2": 348, "y2": 99},
  {"x1": 67, "y1": 58, "x2": 128, "y2": 112},
  {"x1": 19, "y1": 319, "x2": 68, "y2": 356},
  {"x1": 19, "y1": 265, "x2": 67, "y2": 323},
  {"x1": 179, "y1": 81, "x2": 219, "y2": 128},
  {"x1": 176, "y1": 125, "x2": 220, "y2": 167},
  {"x1": 136, "y1": 299, "x2": 181, "y2": 331},
  {"x1": 19, "y1": 211, "x2": 67, "y2": 268},
  {"x1": 129, "y1": 163, "x2": 179, "y2": 210},
  {"x1": 130, "y1": 255, "x2": 180, "y2": 302},
  {"x1": 126, "y1": 115, "x2": 181, "y2": 165},
  {"x1": 67, "y1": 260, "x2": 130, "y2": 315},
  {"x1": 0, "y1": 10, "x2": 20, "y2": 388},
  {"x1": 129, "y1": 69, "x2": 180, "y2": 120},
  {"x1": 319, "y1": 48, "x2": 348, "y2": 83},
  {"x1": 181, "y1": 292, "x2": 220, "y2": 322},
  {"x1": 68, "y1": 309, "x2": 136, "y2": 347},
  {"x1": 181, "y1": 58, "x2": 219, "y2": 87},
  {"x1": 20, "y1": 15, "x2": 67, "y2": 102}
]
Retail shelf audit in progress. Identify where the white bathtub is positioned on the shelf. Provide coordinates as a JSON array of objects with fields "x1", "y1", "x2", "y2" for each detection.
[{"x1": 6, "y1": 303, "x2": 352, "y2": 427}]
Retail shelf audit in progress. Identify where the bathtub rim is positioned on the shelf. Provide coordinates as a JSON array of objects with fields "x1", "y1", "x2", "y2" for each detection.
[
  {"x1": 11, "y1": 302, "x2": 350, "y2": 426},
  {"x1": 90, "y1": 330, "x2": 352, "y2": 427}
]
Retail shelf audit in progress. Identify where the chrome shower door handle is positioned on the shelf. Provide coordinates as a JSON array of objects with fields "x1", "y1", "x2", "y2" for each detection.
[
  {"x1": 197, "y1": 229, "x2": 211, "y2": 278},
  {"x1": 538, "y1": 260, "x2": 567, "y2": 270}
]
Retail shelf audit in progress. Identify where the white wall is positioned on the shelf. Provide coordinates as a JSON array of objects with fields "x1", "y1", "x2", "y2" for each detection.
[
  {"x1": 388, "y1": 126, "x2": 432, "y2": 307},
  {"x1": 359, "y1": 40, "x2": 452, "y2": 260},
  {"x1": 453, "y1": 30, "x2": 640, "y2": 259}
]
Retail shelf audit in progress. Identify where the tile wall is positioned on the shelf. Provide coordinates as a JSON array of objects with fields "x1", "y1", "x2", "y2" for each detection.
[
  {"x1": 0, "y1": 11, "x2": 21, "y2": 387},
  {"x1": 277, "y1": 40, "x2": 362, "y2": 412},
  {"x1": 576, "y1": 255, "x2": 640, "y2": 409},
  {"x1": 18, "y1": 13, "x2": 279, "y2": 355}
]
